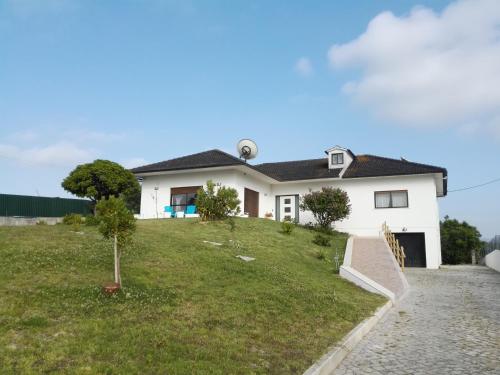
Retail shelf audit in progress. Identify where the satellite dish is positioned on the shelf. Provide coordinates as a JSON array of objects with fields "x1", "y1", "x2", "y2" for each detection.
[{"x1": 237, "y1": 139, "x2": 258, "y2": 161}]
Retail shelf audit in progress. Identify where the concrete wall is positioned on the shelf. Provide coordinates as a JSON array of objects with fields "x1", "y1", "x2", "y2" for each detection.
[
  {"x1": 0, "y1": 216, "x2": 63, "y2": 226},
  {"x1": 485, "y1": 250, "x2": 500, "y2": 272}
]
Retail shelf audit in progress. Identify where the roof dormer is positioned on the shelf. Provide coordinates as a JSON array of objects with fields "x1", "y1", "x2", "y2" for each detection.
[{"x1": 325, "y1": 146, "x2": 354, "y2": 174}]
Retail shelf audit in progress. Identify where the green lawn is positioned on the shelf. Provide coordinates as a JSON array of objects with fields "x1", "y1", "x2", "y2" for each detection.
[{"x1": 0, "y1": 218, "x2": 385, "y2": 374}]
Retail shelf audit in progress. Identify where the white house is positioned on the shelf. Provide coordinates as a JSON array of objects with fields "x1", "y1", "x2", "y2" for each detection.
[{"x1": 131, "y1": 146, "x2": 447, "y2": 269}]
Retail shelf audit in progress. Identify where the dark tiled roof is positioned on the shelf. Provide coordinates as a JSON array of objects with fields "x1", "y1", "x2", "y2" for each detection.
[
  {"x1": 131, "y1": 150, "x2": 447, "y2": 194},
  {"x1": 130, "y1": 149, "x2": 245, "y2": 174},
  {"x1": 343, "y1": 154, "x2": 446, "y2": 179},
  {"x1": 256, "y1": 159, "x2": 342, "y2": 181}
]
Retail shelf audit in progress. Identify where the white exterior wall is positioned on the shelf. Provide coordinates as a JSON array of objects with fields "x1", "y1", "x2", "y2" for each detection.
[
  {"x1": 139, "y1": 169, "x2": 238, "y2": 219},
  {"x1": 139, "y1": 168, "x2": 273, "y2": 219},
  {"x1": 234, "y1": 171, "x2": 274, "y2": 218},
  {"x1": 138, "y1": 169, "x2": 443, "y2": 269},
  {"x1": 271, "y1": 175, "x2": 442, "y2": 269}
]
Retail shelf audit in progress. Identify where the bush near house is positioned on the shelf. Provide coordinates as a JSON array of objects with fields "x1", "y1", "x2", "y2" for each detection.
[
  {"x1": 195, "y1": 180, "x2": 241, "y2": 221},
  {"x1": 280, "y1": 219, "x2": 295, "y2": 235},
  {"x1": 300, "y1": 187, "x2": 351, "y2": 230},
  {"x1": 441, "y1": 216, "x2": 482, "y2": 264},
  {"x1": 0, "y1": 218, "x2": 384, "y2": 374}
]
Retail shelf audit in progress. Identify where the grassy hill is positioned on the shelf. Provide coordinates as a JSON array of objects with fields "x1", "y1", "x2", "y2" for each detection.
[{"x1": 0, "y1": 218, "x2": 385, "y2": 374}]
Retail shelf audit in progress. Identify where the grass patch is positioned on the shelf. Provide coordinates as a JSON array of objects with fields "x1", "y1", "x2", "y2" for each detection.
[{"x1": 0, "y1": 218, "x2": 385, "y2": 374}]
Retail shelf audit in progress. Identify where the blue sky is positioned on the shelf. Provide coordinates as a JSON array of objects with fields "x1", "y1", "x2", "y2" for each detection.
[{"x1": 0, "y1": 0, "x2": 499, "y2": 238}]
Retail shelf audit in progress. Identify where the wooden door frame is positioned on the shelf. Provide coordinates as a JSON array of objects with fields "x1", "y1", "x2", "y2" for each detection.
[{"x1": 244, "y1": 188, "x2": 259, "y2": 217}]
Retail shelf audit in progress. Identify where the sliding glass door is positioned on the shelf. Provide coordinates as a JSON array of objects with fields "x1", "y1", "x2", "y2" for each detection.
[{"x1": 170, "y1": 186, "x2": 201, "y2": 213}]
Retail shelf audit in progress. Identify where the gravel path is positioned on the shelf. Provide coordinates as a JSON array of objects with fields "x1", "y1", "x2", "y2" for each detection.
[{"x1": 335, "y1": 266, "x2": 500, "y2": 375}]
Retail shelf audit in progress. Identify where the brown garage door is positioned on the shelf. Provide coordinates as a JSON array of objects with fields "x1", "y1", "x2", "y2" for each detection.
[{"x1": 244, "y1": 188, "x2": 259, "y2": 217}]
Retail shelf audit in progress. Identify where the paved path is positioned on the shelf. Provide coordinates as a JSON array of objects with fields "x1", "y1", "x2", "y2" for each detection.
[
  {"x1": 335, "y1": 266, "x2": 500, "y2": 375},
  {"x1": 351, "y1": 237, "x2": 408, "y2": 298}
]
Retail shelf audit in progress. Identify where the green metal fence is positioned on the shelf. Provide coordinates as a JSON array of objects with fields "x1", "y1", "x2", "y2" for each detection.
[{"x1": 0, "y1": 194, "x2": 92, "y2": 217}]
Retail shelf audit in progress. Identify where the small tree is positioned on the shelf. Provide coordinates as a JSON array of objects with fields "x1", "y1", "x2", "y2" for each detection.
[
  {"x1": 62, "y1": 160, "x2": 140, "y2": 213},
  {"x1": 300, "y1": 187, "x2": 351, "y2": 230},
  {"x1": 196, "y1": 180, "x2": 241, "y2": 221},
  {"x1": 441, "y1": 216, "x2": 482, "y2": 264},
  {"x1": 96, "y1": 197, "x2": 136, "y2": 286}
]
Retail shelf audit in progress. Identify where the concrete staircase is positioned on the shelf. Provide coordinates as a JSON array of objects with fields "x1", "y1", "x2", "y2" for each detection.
[{"x1": 340, "y1": 236, "x2": 409, "y2": 301}]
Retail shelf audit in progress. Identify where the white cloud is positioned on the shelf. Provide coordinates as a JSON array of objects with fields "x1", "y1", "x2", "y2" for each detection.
[
  {"x1": 328, "y1": 0, "x2": 500, "y2": 139},
  {"x1": 121, "y1": 157, "x2": 148, "y2": 169},
  {"x1": 294, "y1": 57, "x2": 314, "y2": 77},
  {"x1": 0, "y1": 141, "x2": 96, "y2": 167}
]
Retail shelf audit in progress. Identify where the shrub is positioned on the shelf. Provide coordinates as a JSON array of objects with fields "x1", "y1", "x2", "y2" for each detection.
[
  {"x1": 300, "y1": 187, "x2": 351, "y2": 230},
  {"x1": 280, "y1": 220, "x2": 295, "y2": 235},
  {"x1": 84, "y1": 215, "x2": 101, "y2": 226},
  {"x1": 313, "y1": 233, "x2": 331, "y2": 247},
  {"x1": 196, "y1": 180, "x2": 241, "y2": 221},
  {"x1": 63, "y1": 213, "x2": 84, "y2": 231},
  {"x1": 63, "y1": 213, "x2": 83, "y2": 225}
]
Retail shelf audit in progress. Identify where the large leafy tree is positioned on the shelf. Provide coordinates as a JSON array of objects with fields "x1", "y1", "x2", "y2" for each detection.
[
  {"x1": 441, "y1": 216, "x2": 482, "y2": 264},
  {"x1": 62, "y1": 160, "x2": 140, "y2": 212},
  {"x1": 96, "y1": 197, "x2": 136, "y2": 286},
  {"x1": 300, "y1": 187, "x2": 351, "y2": 229}
]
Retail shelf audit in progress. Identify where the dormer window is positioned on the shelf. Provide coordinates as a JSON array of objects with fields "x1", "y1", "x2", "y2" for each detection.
[
  {"x1": 326, "y1": 146, "x2": 354, "y2": 172},
  {"x1": 331, "y1": 153, "x2": 344, "y2": 165}
]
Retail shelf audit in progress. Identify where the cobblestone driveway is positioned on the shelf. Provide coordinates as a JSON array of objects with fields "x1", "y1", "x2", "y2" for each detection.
[{"x1": 335, "y1": 266, "x2": 500, "y2": 375}]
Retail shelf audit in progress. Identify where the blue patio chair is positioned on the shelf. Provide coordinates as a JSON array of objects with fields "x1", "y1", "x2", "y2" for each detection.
[
  {"x1": 186, "y1": 205, "x2": 196, "y2": 215},
  {"x1": 164, "y1": 206, "x2": 175, "y2": 218}
]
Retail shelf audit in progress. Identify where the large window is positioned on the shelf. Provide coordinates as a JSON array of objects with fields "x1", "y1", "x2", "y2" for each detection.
[
  {"x1": 331, "y1": 153, "x2": 344, "y2": 165},
  {"x1": 375, "y1": 190, "x2": 408, "y2": 208},
  {"x1": 171, "y1": 186, "x2": 201, "y2": 212}
]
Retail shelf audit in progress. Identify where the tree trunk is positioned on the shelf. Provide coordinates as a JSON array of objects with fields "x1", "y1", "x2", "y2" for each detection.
[{"x1": 114, "y1": 235, "x2": 121, "y2": 285}]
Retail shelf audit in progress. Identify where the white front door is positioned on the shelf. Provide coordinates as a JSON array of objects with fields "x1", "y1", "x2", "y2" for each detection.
[{"x1": 279, "y1": 195, "x2": 297, "y2": 222}]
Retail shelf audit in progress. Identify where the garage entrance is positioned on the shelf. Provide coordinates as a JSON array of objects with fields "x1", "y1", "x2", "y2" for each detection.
[
  {"x1": 394, "y1": 232, "x2": 426, "y2": 267},
  {"x1": 244, "y1": 188, "x2": 259, "y2": 217}
]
